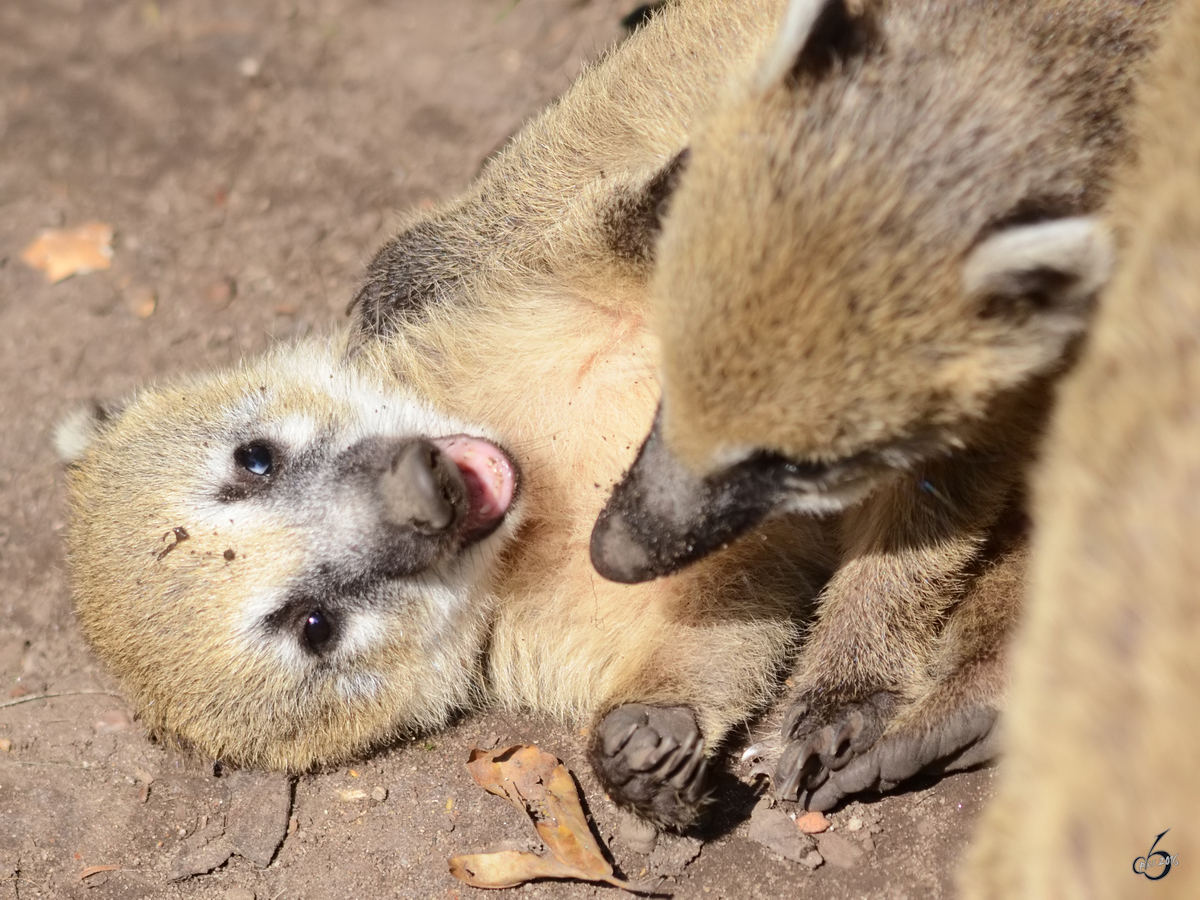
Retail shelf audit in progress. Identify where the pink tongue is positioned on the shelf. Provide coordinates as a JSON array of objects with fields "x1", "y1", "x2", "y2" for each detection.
[{"x1": 432, "y1": 436, "x2": 517, "y2": 531}]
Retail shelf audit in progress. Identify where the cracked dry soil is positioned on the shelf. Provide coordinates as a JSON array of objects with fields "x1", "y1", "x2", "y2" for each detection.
[{"x1": 0, "y1": 1, "x2": 995, "y2": 897}]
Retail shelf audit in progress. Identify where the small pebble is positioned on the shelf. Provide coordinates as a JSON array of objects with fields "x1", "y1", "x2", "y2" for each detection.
[
  {"x1": 124, "y1": 286, "x2": 157, "y2": 319},
  {"x1": 847, "y1": 816, "x2": 863, "y2": 832},
  {"x1": 816, "y1": 832, "x2": 865, "y2": 869},
  {"x1": 796, "y1": 811, "x2": 830, "y2": 834},
  {"x1": 0, "y1": 738, "x2": 11, "y2": 752},
  {"x1": 204, "y1": 277, "x2": 237, "y2": 308},
  {"x1": 801, "y1": 849, "x2": 824, "y2": 871},
  {"x1": 617, "y1": 811, "x2": 658, "y2": 856},
  {"x1": 94, "y1": 709, "x2": 132, "y2": 733},
  {"x1": 370, "y1": 786, "x2": 387, "y2": 803},
  {"x1": 224, "y1": 888, "x2": 256, "y2": 900},
  {"x1": 748, "y1": 804, "x2": 816, "y2": 864}
]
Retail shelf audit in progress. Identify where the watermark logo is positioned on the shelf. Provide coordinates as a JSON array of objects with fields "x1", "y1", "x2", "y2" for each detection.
[{"x1": 1133, "y1": 830, "x2": 1179, "y2": 881}]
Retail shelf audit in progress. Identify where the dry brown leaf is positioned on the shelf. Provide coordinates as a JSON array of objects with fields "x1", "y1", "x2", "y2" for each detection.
[
  {"x1": 21, "y1": 222, "x2": 114, "y2": 282},
  {"x1": 449, "y1": 744, "x2": 653, "y2": 893},
  {"x1": 449, "y1": 850, "x2": 581, "y2": 888}
]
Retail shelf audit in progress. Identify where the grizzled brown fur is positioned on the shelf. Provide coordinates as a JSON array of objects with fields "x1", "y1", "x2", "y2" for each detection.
[{"x1": 591, "y1": 0, "x2": 1168, "y2": 809}]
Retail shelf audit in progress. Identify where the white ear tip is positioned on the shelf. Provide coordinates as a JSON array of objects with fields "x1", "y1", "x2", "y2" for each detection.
[
  {"x1": 963, "y1": 215, "x2": 1114, "y2": 299},
  {"x1": 54, "y1": 405, "x2": 106, "y2": 464}
]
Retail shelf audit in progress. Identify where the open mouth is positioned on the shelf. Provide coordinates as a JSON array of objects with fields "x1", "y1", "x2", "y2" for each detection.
[{"x1": 432, "y1": 435, "x2": 520, "y2": 542}]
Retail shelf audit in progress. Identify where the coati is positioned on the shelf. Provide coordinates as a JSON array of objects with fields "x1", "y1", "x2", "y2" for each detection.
[
  {"x1": 590, "y1": 0, "x2": 1169, "y2": 810},
  {"x1": 963, "y1": 0, "x2": 1200, "y2": 893},
  {"x1": 58, "y1": 0, "x2": 837, "y2": 830}
]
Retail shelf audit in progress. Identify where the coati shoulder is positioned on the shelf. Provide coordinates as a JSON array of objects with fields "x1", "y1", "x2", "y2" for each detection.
[
  {"x1": 591, "y1": 0, "x2": 1169, "y2": 809},
  {"x1": 963, "y1": 0, "x2": 1200, "y2": 893}
]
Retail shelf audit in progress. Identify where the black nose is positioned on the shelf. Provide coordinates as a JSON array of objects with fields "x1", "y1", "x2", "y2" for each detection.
[
  {"x1": 590, "y1": 409, "x2": 784, "y2": 582},
  {"x1": 380, "y1": 440, "x2": 464, "y2": 534}
]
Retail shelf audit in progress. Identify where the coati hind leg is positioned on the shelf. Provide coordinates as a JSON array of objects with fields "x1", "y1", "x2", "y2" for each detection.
[
  {"x1": 580, "y1": 513, "x2": 834, "y2": 829},
  {"x1": 796, "y1": 541, "x2": 1024, "y2": 810},
  {"x1": 590, "y1": 704, "x2": 710, "y2": 828}
]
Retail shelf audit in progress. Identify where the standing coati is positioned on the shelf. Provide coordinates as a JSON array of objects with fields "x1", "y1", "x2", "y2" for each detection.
[
  {"x1": 963, "y1": 0, "x2": 1200, "y2": 893},
  {"x1": 58, "y1": 0, "x2": 839, "y2": 831},
  {"x1": 590, "y1": 0, "x2": 1169, "y2": 810}
]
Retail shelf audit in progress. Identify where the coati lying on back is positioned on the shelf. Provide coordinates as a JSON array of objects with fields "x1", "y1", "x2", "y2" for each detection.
[
  {"x1": 590, "y1": 0, "x2": 1169, "y2": 810},
  {"x1": 58, "y1": 0, "x2": 840, "y2": 831},
  {"x1": 964, "y1": 0, "x2": 1200, "y2": 893}
]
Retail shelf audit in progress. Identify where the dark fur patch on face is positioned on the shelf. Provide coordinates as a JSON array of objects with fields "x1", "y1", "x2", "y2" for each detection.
[
  {"x1": 349, "y1": 218, "x2": 465, "y2": 341},
  {"x1": 602, "y1": 149, "x2": 690, "y2": 265}
]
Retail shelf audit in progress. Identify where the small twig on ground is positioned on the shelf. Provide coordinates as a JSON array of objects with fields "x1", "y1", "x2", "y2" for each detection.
[
  {"x1": 0, "y1": 690, "x2": 121, "y2": 710},
  {"x1": 0, "y1": 760, "x2": 91, "y2": 769}
]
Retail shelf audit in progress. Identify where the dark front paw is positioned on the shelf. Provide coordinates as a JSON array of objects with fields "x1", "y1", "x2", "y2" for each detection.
[
  {"x1": 775, "y1": 691, "x2": 897, "y2": 810},
  {"x1": 589, "y1": 704, "x2": 710, "y2": 829},
  {"x1": 819, "y1": 703, "x2": 1001, "y2": 806}
]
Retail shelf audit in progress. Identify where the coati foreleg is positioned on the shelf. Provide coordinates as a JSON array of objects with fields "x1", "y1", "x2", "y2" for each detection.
[
  {"x1": 773, "y1": 453, "x2": 1024, "y2": 809},
  {"x1": 788, "y1": 540, "x2": 1024, "y2": 810}
]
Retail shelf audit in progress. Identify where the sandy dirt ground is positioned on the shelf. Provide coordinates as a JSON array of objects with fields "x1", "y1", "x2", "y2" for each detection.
[{"x1": 0, "y1": 1, "x2": 997, "y2": 897}]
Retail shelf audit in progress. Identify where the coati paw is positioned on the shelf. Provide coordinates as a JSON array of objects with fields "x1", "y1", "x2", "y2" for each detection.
[
  {"x1": 590, "y1": 704, "x2": 710, "y2": 829},
  {"x1": 775, "y1": 691, "x2": 897, "y2": 810},
  {"x1": 806, "y1": 703, "x2": 1001, "y2": 810}
]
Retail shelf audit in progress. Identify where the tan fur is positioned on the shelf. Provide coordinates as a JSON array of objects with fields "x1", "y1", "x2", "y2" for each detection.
[
  {"x1": 352, "y1": 0, "x2": 787, "y2": 336},
  {"x1": 63, "y1": 340, "x2": 504, "y2": 768},
  {"x1": 60, "y1": 0, "x2": 834, "y2": 827},
  {"x1": 963, "y1": 1, "x2": 1200, "y2": 893},
  {"x1": 592, "y1": 0, "x2": 1169, "y2": 807},
  {"x1": 656, "y1": 0, "x2": 1153, "y2": 473}
]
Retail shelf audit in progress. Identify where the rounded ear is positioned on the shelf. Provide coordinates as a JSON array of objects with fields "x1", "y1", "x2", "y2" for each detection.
[
  {"x1": 960, "y1": 216, "x2": 1114, "y2": 384},
  {"x1": 964, "y1": 216, "x2": 1114, "y2": 315},
  {"x1": 54, "y1": 400, "x2": 125, "y2": 465},
  {"x1": 757, "y1": 0, "x2": 878, "y2": 91}
]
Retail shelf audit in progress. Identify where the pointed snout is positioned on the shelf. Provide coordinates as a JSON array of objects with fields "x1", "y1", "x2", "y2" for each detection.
[{"x1": 590, "y1": 410, "x2": 784, "y2": 583}]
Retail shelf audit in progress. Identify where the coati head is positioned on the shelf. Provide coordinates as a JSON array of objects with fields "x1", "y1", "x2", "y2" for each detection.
[
  {"x1": 57, "y1": 338, "x2": 521, "y2": 769},
  {"x1": 591, "y1": 0, "x2": 1121, "y2": 582}
]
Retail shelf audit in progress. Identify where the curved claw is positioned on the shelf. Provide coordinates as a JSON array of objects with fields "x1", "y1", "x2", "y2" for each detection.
[
  {"x1": 590, "y1": 704, "x2": 712, "y2": 829},
  {"x1": 821, "y1": 709, "x2": 866, "y2": 770},
  {"x1": 774, "y1": 691, "x2": 898, "y2": 806},
  {"x1": 600, "y1": 705, "x2": 648, "y2": 757},
  {"x1": 622, "y1": 725, "x2": 680, "y2": 773},
  {"x1": 775, "y1": 731, "x2": 824, "y2": 801},
  {"x1": 664, "y1": 729, "x2": 702, "y2": 784}
]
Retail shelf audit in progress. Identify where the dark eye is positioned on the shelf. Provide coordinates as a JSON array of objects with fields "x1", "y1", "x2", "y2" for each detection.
[
  {"x1": 303, "y1": 609, "x2": 332, "y2": 650},
  {"x1": 235, "y1": 442, "x2": 275, "y2": 476}
]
